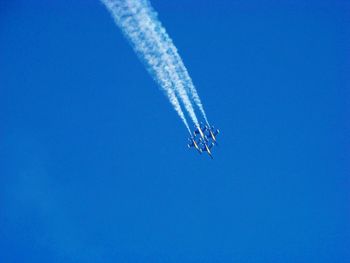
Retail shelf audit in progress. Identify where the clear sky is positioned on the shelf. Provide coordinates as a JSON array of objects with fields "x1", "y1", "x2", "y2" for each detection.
[{"x1": 1, "y1": 0, "x2": 349, "y2": 262}]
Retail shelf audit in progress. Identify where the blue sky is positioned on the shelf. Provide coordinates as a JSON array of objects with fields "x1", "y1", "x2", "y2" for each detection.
[{"x1": 1, "y1": 0, "x2": 349, "y2": 262}]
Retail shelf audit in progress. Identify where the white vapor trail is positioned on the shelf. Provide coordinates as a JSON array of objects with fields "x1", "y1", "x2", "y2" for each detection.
[
  {"x1": 101, "y1": 0, "x2": 208, "y2": 131},
  {"x1": 101, "y1": 0, "x2": 191, "y2": 133},
  {"x1": 140, "y1": 0, "x2": 209, "y2": 126},
  {"x1": 123, "y1": 0, "x2": 199, "y2": 128}
]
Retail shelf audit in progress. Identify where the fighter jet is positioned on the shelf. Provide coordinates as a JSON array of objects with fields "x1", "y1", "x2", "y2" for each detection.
[
  {"x1": 206, "y1": 126, "x2": 220, "y2": 144},
  {"x1": 200, "y1": 140, "x2": 215, "y2": 159},
  {"x1": 193, "y1": 123, "x2": 208, "y2": 141},
  {"x1": 187, "y1": 137, "x2": 202, "y2": 154}
]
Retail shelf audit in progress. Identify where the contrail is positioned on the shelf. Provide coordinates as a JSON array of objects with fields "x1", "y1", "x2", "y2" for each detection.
[
  {"x1": 139, "y1": 0, "x2": 210, "y2": 126},
  {"x1": 122, "y1": 0, "x2": 199, "y2": 127},
  {"x1": 101, "y1": 0, "x2": 191, "y2": 133}
]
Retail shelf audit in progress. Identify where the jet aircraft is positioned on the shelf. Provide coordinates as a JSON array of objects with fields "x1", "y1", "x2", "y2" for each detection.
[
  {"x1": 206, "y1": 126, "x2": 220, "y2": 144},
  {"x1": 187, "y1": 137, "x2": 202, "y2": 154},
  {"x1": 200, "y1": 139, "x2": 214, "y2": 159},
  {"x1": 193, "y1": 123, "x2": 208, "y2": 141}
]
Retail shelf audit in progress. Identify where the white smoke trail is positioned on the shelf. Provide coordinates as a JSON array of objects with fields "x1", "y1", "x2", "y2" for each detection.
[
  {"x1": 101, "y1": 0, "x2": 191, "y2": 133},
  {"x1": 123, "y1": 0, "x2": 200, "y2": 128},
  {"x1": 141, "y1": 0, "x2": 209, "y2": 126}
]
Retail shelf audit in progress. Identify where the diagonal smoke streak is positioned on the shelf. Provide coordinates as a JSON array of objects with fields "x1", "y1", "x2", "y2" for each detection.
[
  {"x1": 140, "y1": 0, "x2": 209, "y2": 126},
  {"x1": 124, "y1": 0, "x2": 200, "y2": 128},
  {"x1": 101, "y1": 0, "x2": 191, "y2": 133}
]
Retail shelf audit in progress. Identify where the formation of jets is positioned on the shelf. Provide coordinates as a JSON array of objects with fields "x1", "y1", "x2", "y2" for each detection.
[{"x1": 187, "y1": 123, "x2": 220, "y2": 159}]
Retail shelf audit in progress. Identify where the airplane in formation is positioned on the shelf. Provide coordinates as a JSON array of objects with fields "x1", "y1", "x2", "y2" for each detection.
[
  {"x1": 188, "y1": 123, "x2": 220, "y2": 159},
  {"x1": 206, "y1": 126, "x2": 219, "y2": 144},
  {"x1": 187, "y1": 136, "x2": 202, "y2": 154}
]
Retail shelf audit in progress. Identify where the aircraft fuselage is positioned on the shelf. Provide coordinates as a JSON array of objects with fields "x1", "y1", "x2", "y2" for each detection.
[
  {"x1": 204, "y1": 144, "x2": 213, "y2": 159},
  {"x1": 197, "y1": 127, "x2": 206, "y2": 141},
  {"x1": 209, "y1": 131, "x2": 216, "y2": 142}
]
